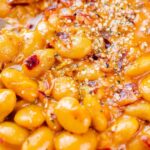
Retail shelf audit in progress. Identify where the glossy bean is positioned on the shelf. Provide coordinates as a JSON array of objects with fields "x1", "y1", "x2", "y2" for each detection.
[
  {"x1": 22, "y1": 126, "x2": 54, "y2": 150},
  {"x1": 0, "y1": 89, "x2": 16, "y2": 122},
  {"x1": 125, "y1": 101, "x2": 150, "y2": 121},
  {"x1": 139, "y1": 74, "x2": 150, "y2": 102},
  {"x1": 14, "y1": 105, "x2": 45, "y2": 129},
  {"x1": 0, "y1": 143, "x2": 20, "y2": 150},
  {"x1": 0, "y1": 0, "x2": 10, "y2": 17},
  {"x1": 76, "y1": 62, "x2": 103, "y2": 81},
  {"x1": 83, "y1": 95, "x2": 107, "y2": 132},
  {"x1": 23, "y1": 49, "x2": 55, "y2": 78},
  {"x1": 52, "y1": 77, "x2": 79, "y2": 100},
  {"x1": 98, "y1": 115, "x2": 139, "y2": 149},
  {"x1": 127, "y1": 126, "x2": 150, "y2": 150},
  {"x1": 1, "y1": 68, "x2": 38, "y2": 102},
  {"x1": 55, "y1": 97, "x2": 91, "y2": 134},
  {"x1": 0, "y1": 33, "x2": 19, "y2": 62},
  {"x1": 45, "y1": 101, "x2": 62, "y2": 131},
  {"x1": 22, "y1": 30, "x2": 45, "y2": 57},
  {"x1": 54, "y1": 130, "x2": 97, "y2": 150},
  {"x1": 14, "y1": 100, "x2": 30, "y2": 112},
  {"x1": 55, "y1": 35, "x2": 92, "y2": 59},
  {"x1": 126, "y1": 54, "x2": 150, "y2": 77},
  {"x1": 110, "y1": 115, "x2": 139, "y2": 145},
  {"x1": 0, "y1": 122, "x2": 29, "y2": 145}
]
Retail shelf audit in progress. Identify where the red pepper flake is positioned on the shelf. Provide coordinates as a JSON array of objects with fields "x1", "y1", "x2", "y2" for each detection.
[
  {"x1": 46, "y1": 43, "x2": 54, "y2": 49},
  {"x1": 25, "y1": 55, "x2": 40, "y2": 70}
]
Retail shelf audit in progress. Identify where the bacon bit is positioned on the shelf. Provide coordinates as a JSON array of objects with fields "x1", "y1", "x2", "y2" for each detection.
[
  {"x1": 25, "y1": 55, "x2": 40, "y2": 70},
  {"x1": 56, "y1": 32, "x2": 69, "y2": 39},
  {"x1": 141, "y1": 136, "x2": 150, "y2": 147},
  {"x1": 103, "y1": 38, "x2": 111, "y2": 49}
]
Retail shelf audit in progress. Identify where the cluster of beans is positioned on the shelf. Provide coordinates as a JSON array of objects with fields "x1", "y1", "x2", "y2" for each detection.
[{"x1": 0, "y1": 0, "x2": 149, "y2": 150}]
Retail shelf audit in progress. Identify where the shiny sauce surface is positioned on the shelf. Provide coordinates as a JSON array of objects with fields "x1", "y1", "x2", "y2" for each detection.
[{"x1": 0, "y1": 0, "x2": 150, "y2": 150}]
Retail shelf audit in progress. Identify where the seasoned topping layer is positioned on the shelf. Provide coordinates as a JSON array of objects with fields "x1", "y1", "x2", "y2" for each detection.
[{"x1": 0, "y1": 0, "x2": 150, "y2": 150}]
